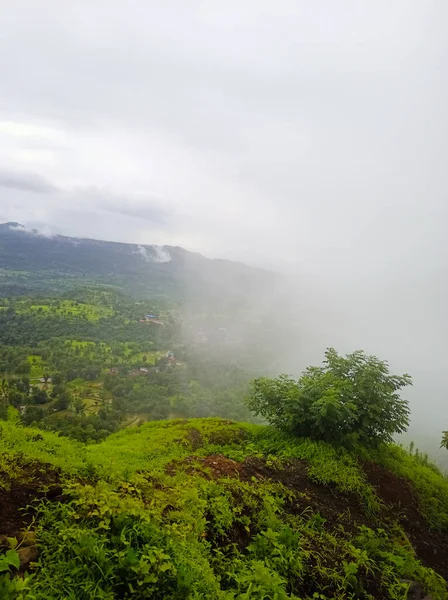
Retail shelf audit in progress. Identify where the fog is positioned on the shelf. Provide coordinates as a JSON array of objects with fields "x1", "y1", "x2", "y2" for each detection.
[{"x1": 0, "y1": 2, "x2": 447, "y2": 462}]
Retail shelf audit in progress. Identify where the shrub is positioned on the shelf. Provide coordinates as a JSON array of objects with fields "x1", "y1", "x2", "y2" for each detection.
[{"x1": 246, "y1": 348, "x2": 411, "y2": 447}]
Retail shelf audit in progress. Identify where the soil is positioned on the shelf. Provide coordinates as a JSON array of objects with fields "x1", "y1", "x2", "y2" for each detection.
[
  {"x1": 362, "y1": 461, "x2": 448, "y2": 582},
  {"x1": 187, "y1": 428, "x2": 203, "y2": 450},
  {"x1": 167, "y1": 454, "x2": 367, "y2": 532},
  {"x1": 167, "y1": 454, "x2": 448, "y2": 584},
  {"x1": 207, "y1": 428, "x2": 247, "y2": 446},
  {"x1": 0, "y1": 462, "x2": 62, "y2": 539}
]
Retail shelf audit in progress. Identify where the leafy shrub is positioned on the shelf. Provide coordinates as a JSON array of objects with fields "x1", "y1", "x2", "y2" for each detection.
[
  {"x1": 441, "y1": 430, "x2": 448, "y2": 450},
  {"x1": 246, "y1": 348, "x2": 411, "y2": 447}
]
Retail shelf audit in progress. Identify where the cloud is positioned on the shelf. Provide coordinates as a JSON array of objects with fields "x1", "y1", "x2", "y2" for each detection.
[
  {"x1": 0, "y1": 121, "x2": 63, "y2": 140},
  {"x1": 0, "y1": 1, "x2": 447, "y2": 458},
  {"x1": 0, "y1": 168, "x2": 59, "y2": 193},
  {"x1": 136, "y1": 244, "x2": 171, "y2": 263},
  {"x1": 152, "y1": 245, "x2": 171, "y2": 263}
]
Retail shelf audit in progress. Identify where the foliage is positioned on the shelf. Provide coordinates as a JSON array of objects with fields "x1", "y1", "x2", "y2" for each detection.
[
  {"x1": 1, "y1": 418, "x2": 447, "y2": 599},
  {"x1": 371, "y1": 442, "x2": 448, "y2": 530},
  {"x1": 441, "y1": 431, "x2": 448, "y2": 450},
  {"x1": 247, "y1": 348, "x2": 411, "y2": 447},
  {"x1": 0, "y1": 549, "x2": 19, "y2": 573},
  {"x1": 0, "y1": 289, "x2": 257, "y2": 437}
]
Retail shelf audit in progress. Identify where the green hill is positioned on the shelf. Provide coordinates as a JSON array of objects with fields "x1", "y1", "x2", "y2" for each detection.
[
  {"x1": 0, "y1": 223, "x2": 281, "y2": 310},
  {"x1": 1, "y1": 418, "x2": 447, "y2": 599}
]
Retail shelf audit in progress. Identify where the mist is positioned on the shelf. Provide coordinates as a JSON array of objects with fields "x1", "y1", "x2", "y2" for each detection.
[{"x1": 0, "y1": 2, "x2": 447, "y2": 462}]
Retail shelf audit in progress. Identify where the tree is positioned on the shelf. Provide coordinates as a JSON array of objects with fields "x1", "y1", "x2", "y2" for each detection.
[
  {"x1": 22, "y1": 405, "x2": 44, "y2": 425},
  {"x1": 441, "y1": 432, "x2": 448, "y2": 450},
  {"x1": 31, "y1": 387, "x2": 49, "y2": 405},
  {"x1": 74, "y1": 398, "x2": 84, "y2": 414},
  {"x1": 52, "y1": 372, "x2": 63, "y2": 386},
  {"x1": 54, "y1": 391, "x2": 71, "y2": 411},
  {"x1": 246, "y1": 348, "x2": 412, "y2": 447}
]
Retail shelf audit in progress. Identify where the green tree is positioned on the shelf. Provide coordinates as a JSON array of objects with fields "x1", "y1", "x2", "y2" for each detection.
[
  {"x1": 441, "y1": 431, "x2": 448, "y2": 450},
  {"x1": 52, "y1": 372, "x2": 63, "y2": 386},
  {"x1": 22, "y1": 405, "x2": 44, "y2": 425},
  {"x1": 31, "y1": 387, "x2": 49, "y2": 405},
  {"x1": 54, "y1": 391, "x2": 71, "y2": 411},
  {"x1": 246, "y1": 348, "x2": 411, "y2": 447},
  {"x1": 74, "y1": 398, "x2": 84, "y2": 414}
]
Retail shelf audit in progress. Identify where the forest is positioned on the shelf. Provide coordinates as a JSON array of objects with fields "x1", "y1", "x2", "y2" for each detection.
[{"x1": 0, "y1": 287, "x2": 256, "y2": 442}]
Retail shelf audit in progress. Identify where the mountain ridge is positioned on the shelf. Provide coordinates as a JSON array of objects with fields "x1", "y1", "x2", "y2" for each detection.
[{"x1": 0, "y1": 221, "x2": 281, "y2": 304}]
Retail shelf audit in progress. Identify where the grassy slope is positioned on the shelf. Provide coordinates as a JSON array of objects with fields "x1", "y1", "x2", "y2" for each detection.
[{"x1": 1, "y1": 418, "x2": 448, "y2": 599}]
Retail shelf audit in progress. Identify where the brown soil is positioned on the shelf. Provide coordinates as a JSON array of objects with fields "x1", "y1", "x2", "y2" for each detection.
[
  {"x1": 0, "y1": 462, "x2": 62, "y2": 539},
  {"x1": 207, "y1": 428, "x2": 247, "y2": 446},
  {"x1": 187, "y1": 428, "x2": 203, "y2": 450},
  {"x1": 167, "y1": 454, "x2": 448, "y2": 583},
  {"x1": 362, "y1": 461, "x2": 448, "y2": 582},
  {"x1": 167, "y1": 454, "x2": 366, "y2": 532}
]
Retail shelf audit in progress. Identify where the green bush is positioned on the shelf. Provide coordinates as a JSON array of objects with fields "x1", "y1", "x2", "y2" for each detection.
[{"x1": 246, "y1": 348, "x2": 411, "y2": 447}]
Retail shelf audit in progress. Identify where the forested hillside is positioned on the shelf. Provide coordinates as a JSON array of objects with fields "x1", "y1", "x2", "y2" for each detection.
[{"x1": 0, "y1": 223, "x2": 281, "y2": 309}]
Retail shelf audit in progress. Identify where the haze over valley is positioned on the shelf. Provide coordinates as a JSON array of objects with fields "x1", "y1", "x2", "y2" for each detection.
[{"x1": 1, "y1": 3, "x2": 447, "y2": 597}]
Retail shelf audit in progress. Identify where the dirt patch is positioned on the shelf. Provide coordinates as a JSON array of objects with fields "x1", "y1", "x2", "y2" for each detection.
[
  {"x1": 362, "y1": 461, "x2": 448, "y2": 582},
  {"x1": 243, "y1": 457, "x2": 367, "y2": 532},
  {"x1": 187, "y1": 428, "x2": 203, "y2": 451},
  {"x1": 166, "y1": 454, "x2": 244, "y2": 478},
  {"x1": 0, "y1": 462, "x2": 62, "y2": 538},
  {"x1": 207, "y1": 428, "x2": 247, "y2": 445},
  {"x1": 167, "y1": 454, "x2": 366, "y2": 532}
]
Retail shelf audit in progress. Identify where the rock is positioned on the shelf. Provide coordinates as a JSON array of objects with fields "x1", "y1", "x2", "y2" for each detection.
[{"x1": 18, "y1": 546, "x2": 39, "y2": 570}]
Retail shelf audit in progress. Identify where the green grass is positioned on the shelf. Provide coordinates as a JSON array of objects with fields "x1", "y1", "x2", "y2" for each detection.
[
  {"x1": 373, "y1": 443, "x2": 448, "y2": 530},
  {"x1": 27, "y1": 355, "x2": 47, "y2": 379},
  {"x1": 0, "y1": 419, "x2": 447, "y2": 599},
  {"x1": 16, "y1": 300, "x2": 114, "y2": 321}
]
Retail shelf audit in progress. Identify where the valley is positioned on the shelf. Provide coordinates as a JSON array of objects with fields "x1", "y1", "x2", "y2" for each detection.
[{"x1": 1, "y1": 223, "x2": 448, "y2": 599}]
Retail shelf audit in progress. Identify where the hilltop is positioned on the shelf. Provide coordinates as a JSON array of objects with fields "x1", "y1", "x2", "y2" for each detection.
[{"x1": 1, "y1": 417, "x2": 448, "y2": 599}]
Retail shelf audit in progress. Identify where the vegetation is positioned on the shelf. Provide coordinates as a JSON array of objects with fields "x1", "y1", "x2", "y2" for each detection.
[
  {"x1": 441, "y1": 431, "x2": 448, "y2": 450},
  {"x1": 0, "y1": 288, "x2": 256, "y2": 441},
  {"x1": 1, "y1": 226, "x2": 448, "y2": 597},
  {"x1": 1, "y1": 418, "x2": 447, "y2": 599},
  {"x1": 247, "y1": 349, "x2": 412, "y2": 448}
]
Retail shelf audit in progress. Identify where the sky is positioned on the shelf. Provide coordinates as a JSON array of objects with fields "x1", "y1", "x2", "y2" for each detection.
[{"x1": 0, "y1": 1, "x2": 447, "y2": 454}]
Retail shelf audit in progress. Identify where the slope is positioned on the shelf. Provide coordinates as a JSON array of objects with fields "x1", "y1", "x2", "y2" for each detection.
[
  {"x1": 0, "y1": 223, "x2": 281, "y2": 309},
  {"x1": 1, "y1": 418, "x2": 448, "y2": 599}
]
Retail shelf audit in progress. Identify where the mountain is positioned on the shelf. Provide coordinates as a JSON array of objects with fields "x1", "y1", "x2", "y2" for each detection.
[{"x1": 0, "y1": 222, "x2": 281, "y2": 307}]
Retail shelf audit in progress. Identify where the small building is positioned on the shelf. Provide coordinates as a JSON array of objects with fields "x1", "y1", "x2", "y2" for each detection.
[{"x1": 142, "y1": 314, "x2": 164, "y2": 325}]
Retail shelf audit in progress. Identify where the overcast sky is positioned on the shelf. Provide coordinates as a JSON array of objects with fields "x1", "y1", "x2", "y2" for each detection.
[{"x1": 1, "y1": 1, "x2": 447, "y2": 452}]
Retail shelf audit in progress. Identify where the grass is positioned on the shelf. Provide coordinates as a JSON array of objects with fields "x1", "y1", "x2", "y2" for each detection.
[
  {"x1": 16, "y1": 300, "x2": 114, "y2": 321},
  {"x1": 0, "y1": 418, "x2": 447, "y2": 599},
  {"x1": 27, "y1": 355, "x2": 47, "y2": 379},
  {"x1": 373, "y1": 443, "x2": 448, "y2": 530}
]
